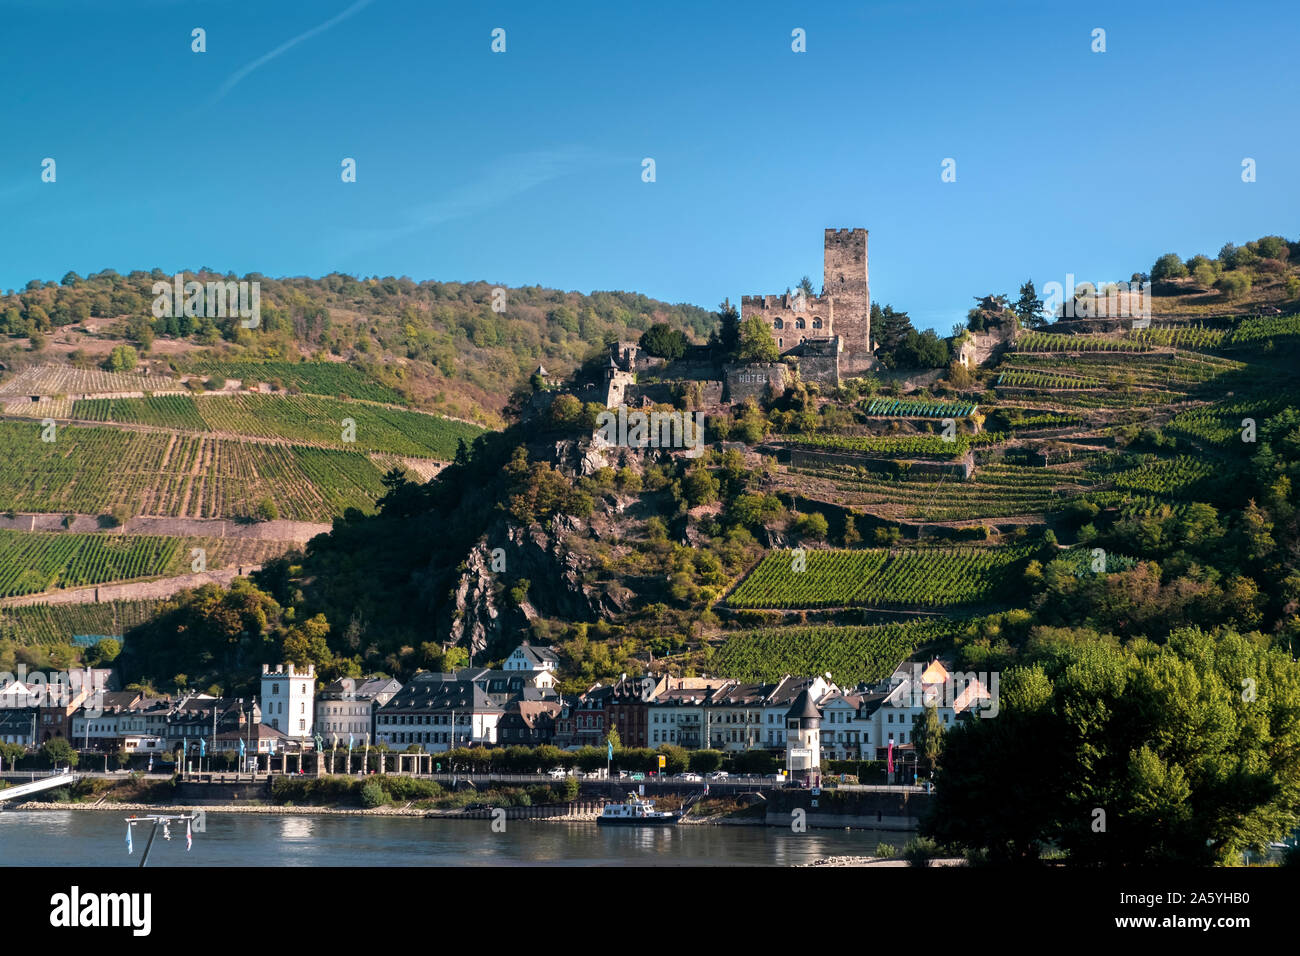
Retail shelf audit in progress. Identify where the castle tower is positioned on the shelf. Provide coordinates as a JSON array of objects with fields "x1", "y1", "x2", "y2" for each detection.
[
  {"x1": 785, "y1": 688, "x2": 822, "y2": 784},
  {"x1": 261, "y1": 662, "x2": 316, "y2": 741},
  {"x1": 823, "y1": 228, "x2": 871, "y2": 374}
]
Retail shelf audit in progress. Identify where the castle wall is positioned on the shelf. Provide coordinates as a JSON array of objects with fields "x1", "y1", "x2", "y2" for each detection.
[
  {"x1": 740, "y1": 228, "x2": 873, "y2": 378},
  {"x1": 724, "y1": 363, "x2": 790, "y2": 403},
  {"x1": 739, "y1": 293, "x2": 833, "y2": 355}
]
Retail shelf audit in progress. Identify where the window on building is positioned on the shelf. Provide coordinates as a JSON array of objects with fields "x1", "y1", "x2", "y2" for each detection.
[
  {"x1": 795, "y1": 317, "x2": 805, "y2": 329},
  {"x1": 812, "y1": 317, "x2": 823, "y2": 329},
  {"x1": 773, "y1": 317, "x2": 783, "y2": 329}
]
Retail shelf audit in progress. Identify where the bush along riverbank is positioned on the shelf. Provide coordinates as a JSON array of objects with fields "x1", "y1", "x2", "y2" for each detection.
[
  {"x1": 12, "y1": 773, "x2": 584, "y2": 814},
  {"x1": 11, "y1": 775, "x2": 769, "y2": 824}
]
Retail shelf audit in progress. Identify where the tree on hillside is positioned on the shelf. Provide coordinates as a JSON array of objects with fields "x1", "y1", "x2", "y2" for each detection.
[
  {"x1": 893, "y1": 328, "x2": 950, "y2": 368},
  {"x1": 966, "y1": 294, "x2": 1015, "y2": 334},
  {"x1": 1151, "y1": 253, "x2": 1189, "y2": 281},
  {"x1": 1012, "y1": 280, "x2": 1046, "y2": 329},
  {"x1": 640, "y1": 323, "x2": 688, "y2": 361},
  {"x1": 711, "y1": 298, "x2": 741, "y2": 355},
  {"x1": 737, "y1": 315, "x2": 779, "y2": 363},
  {"x1": 797, "y1": 276, "x2": 816, "y2": 298},
  {"x1": 871, "y1": 303, "x2": 915, "y2": 368},
  {"x1": 105, "y1": 344, "x2": 138, "y2": 373}
]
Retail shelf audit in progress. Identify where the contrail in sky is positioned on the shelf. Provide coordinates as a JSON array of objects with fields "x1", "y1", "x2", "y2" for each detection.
[{"x1": 211, "y1": 0, "x2": 377, "y2": 104}]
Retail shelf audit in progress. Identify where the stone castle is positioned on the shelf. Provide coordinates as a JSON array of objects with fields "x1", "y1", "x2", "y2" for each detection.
[{"x1": 741, "y1": 228, "x2": 874, "y2": 378}]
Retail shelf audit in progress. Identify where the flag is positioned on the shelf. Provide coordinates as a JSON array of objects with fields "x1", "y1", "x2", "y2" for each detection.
[
  {"x1": 186, "y1": 819, "x2": 192, "y2": 852},
  {"x1": 269, "y1": 738, "x2": 276, "y2": 756},
  {"x1": 125, "y1": 822, "x2": 133, "y2": 855},
  {"x1": 348, "y1": 733, "x2": 354, "y2": 753},
  {"x1": 238, "y1": 738, "x2": 245, "y2": 758},
  {"x1": 199, "y1": 738, "x2": 206, "y2": 758},
  {"x1": 887, "y1": 738, "x2": 894, "y2": 774},
  {"x1": 607, "y1": 740, "x2": 613, "y2": 761}
]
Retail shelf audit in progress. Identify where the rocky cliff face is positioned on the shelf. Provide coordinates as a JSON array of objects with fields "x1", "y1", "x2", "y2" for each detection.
[{"x1": 441, "y1": 438, "x2": 638, "y2": 660}]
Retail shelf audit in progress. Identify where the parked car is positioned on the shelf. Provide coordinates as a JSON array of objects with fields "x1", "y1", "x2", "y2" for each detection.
[
  {"x1": 547, "y1": 767, "x2": 568, "y2": 779},
  {"x1": 678, "y1": 772, "x2": 702, "y2": 782},
  {"x1": 629, "y1": 772, "x2": 645, "y2": 781},
  {"x1": 707, "y1": 771, "x2": 729, "y2": 781}
]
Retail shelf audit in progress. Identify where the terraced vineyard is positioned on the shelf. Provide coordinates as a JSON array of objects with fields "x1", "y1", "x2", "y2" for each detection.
[
  {"x1": 1107, "y1": 454, "x2": 1217, "y2": 497},
  {"x1": 194, "y1": 394, "x2": 482, "y2": 458},
  {"x1": 1227, "y1": 315, "x2": 1300, "y2": 344},
  {"x1": 1128, "y1": 325, "x2": 1227, "y2": 349},
  {"x1": 187, "y1": 361, "x2": 405, "y2": 403},
  {"x1": 1015, "y1": 332, "x2": 1155, "y2": 353},
  {"x1": 3, "y1": 397, "x2": 73, "y2": 419},
  {"x1": 713, "y1": 620, "x2": 960, "y2": 684},
  {"x1": 0, "y1": 599, "x2": 163, "y2": 645},
  {"x1": 786, "y1": 461, "x2": 1095, "y2": 521},
  {"x1": 998, "y1": 351, "x2": 1241, "y2": 389},
  {"x1": 862, "y1": 398, "x2": 978, "y2": 418},
  {"x1": 996, "y1": 369, "x2": 1102, "y2": 389},
  {"x1": 0, "y1": 365, "x2": 168, "y2": 398},
  {"x1": 0, "y1": 421, "x2": 387, "y2": 520},
  {"x1": 73, "y1": 395, "x2": 210, "y2": 430},
  {"x1": 726, "y1": 546, "x2": 1032, "y2": 609},
  {"x1": 785, "y1": 432, "x2": 974, "y2": 460},
  {"x1": 0, "y1": 530, "x2": 184, "y2": 597}
]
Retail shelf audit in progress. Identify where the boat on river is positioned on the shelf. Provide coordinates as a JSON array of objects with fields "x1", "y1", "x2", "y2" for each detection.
[{"x1": 597, "y1": 792, "x2": 680, "y2": 826}]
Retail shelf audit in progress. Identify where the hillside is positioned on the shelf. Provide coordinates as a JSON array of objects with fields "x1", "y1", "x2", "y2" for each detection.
[
  {"x1": 0, "y1": 270, "x2": 714, "y2": 426},
  {"x1": 94, "y1": 303, "x2": 1300, "y2": 700},
  {"x1": 1, "y1": 238, "x2": 1298, "y2": 705}
]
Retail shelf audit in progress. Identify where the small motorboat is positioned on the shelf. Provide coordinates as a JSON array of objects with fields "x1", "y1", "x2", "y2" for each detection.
[{"x1": 597, "y1": 792, "x2": 680, "y2": 826}]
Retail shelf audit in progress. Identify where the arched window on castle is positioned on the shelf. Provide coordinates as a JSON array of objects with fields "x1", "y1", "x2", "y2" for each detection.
[
  {"x1": 800, "y1": 337, "x2": 806, "y2": 345},
  {"x1": 812, "y1": 317, "x2": 823, "y2": 329},
  {"x1": 795, "y1": 317, "x2": 806, "y2": 329},
  {"x1": 778, "y1": 338, "x2": 783, "y2": 349},
  {"x1": 773, "y1": 317, "x2": 784, "y2": 329}
]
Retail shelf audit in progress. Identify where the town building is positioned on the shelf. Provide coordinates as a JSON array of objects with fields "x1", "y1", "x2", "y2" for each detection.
[
  {"x1": 375, "y1": 675, "x2": 503, "y2": 751},
  {"x1": 502, "y1": 641, "x2": 560, "y2": 673},
  {"x1": 315, "y1": 676, "x2": 402, "y2": 744}
]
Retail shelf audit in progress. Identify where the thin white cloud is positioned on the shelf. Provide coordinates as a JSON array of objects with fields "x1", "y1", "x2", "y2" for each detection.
[
  {"x1": 333, "y1": 147, "x2": 611, "y2": 259},
  {"x1": 211, "y1": 0, "x2": 377, "y2": 104}
]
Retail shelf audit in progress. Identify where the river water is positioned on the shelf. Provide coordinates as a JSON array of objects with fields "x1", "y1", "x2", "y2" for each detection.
[{"x1": 0, "y1": 810, "x2": 897, "y2": 867}]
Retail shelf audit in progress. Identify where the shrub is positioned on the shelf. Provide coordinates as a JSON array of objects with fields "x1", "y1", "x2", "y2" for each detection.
[{"x1": 360, "y1": 779, "x2": 388, "y2": 808}]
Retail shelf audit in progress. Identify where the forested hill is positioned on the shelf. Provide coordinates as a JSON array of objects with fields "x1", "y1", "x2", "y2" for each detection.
[{"x1": 0, "y1": 270, "x2": 713, "y2": 425}]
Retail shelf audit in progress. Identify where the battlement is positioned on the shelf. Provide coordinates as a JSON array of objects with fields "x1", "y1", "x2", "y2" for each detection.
[
  {"x1": 741, "y1": 292, "x2": 829, "y2": 310},
  {"x1": 825, "y1": 227, "x2": 866, "y2": 238}
]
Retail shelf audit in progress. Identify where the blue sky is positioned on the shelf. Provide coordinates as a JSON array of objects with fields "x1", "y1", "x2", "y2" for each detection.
[{"x1": 1, "y1": 0, "x2": 1295, "y2": 332}]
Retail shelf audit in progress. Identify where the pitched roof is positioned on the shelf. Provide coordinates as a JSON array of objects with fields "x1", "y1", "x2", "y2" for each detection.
[
  {"x1": 379, "y1": 679, "x2": 504, "y2": 714},
  {"x1": 785, "y1": 689, "x2": 822, "y2": 720}
]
